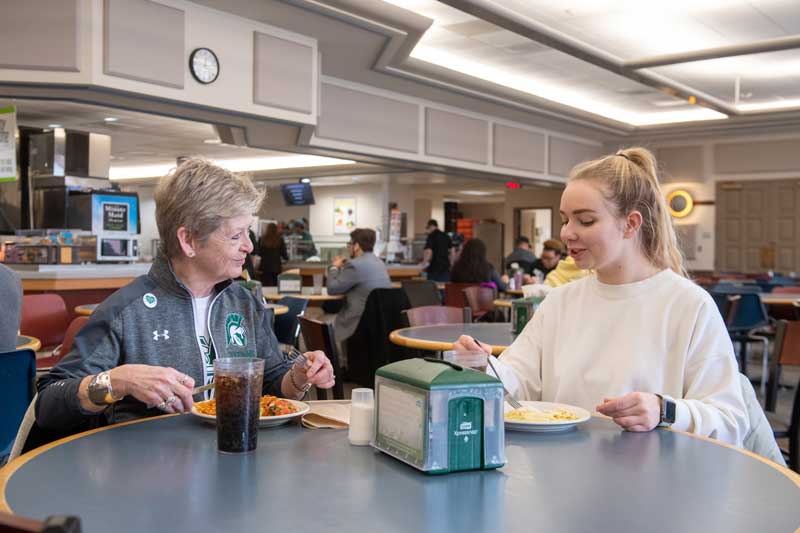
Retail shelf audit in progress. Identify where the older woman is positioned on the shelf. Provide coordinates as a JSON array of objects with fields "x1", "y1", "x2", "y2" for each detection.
[{"x1": 36, "y1": 159, "x2": 335, "y2": 433}]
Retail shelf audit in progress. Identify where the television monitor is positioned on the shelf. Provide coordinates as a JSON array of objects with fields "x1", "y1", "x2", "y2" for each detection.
[{"x1": 281, "y1": 182, "x2": 315, "y2": 206}]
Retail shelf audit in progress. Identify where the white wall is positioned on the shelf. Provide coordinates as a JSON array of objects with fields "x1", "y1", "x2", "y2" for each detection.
[
  {"x1": 309, "y1": 183, "x2": 384, "y2": 241},
  {"x1": 259, "y1": 185, "x2": 310, "y2": 228}
]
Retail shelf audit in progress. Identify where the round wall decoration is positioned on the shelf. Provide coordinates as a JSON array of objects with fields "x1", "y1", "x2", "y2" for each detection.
[{"x1": 667, "y1": 189, "x2": 694, "y2": 218}]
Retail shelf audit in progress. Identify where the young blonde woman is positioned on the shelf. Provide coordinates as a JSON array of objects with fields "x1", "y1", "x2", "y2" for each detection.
[{"x1": 456, "y1": 147, "x2": 749, "y2": 445}]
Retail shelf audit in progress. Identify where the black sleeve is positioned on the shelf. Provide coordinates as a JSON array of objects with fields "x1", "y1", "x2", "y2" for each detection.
[
  {"x1": 280, "y1": 240, "x2": 288, "y2": 261},
  {"x1": 424, "y1": 233, "x2": 433, "y2": 250}
]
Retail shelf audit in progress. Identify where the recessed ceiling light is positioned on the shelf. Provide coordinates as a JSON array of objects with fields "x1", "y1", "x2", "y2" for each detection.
[
  {"x1": 300, "y1": 177, "x2": 311, "y2": 183},
  {"x1": 48, "y1": 124, "x2": 62, "y2": 128},
  {"x1": 103, "y1": 117, "x2": 118, "y2": 122},
  {"x1": 203, "y1": 138, "x2": 221, "y2": 144},
  {"x1": 459, "y1": 190, "x2": 496, "y2": 196}
]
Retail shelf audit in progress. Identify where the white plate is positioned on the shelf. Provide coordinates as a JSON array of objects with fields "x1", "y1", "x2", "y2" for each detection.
[
  {"x1": 503, "y1": 401, "x2": 590, "y2": 433},
  {"x1": 191, "y1": 399, "x2": 310, "y2": 428}
]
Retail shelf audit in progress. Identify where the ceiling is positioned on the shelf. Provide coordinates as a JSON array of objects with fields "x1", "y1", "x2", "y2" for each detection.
[{"x1": 379, "y1": 0, "x2": 800, "y2": 126}]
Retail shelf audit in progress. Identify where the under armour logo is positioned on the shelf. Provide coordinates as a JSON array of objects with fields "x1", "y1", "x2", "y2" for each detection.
[{"x1": 153, "y1": 329, "x2": 170, "y2": 341}]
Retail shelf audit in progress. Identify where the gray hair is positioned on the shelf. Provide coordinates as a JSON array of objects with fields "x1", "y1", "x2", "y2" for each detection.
[{"x1": 154, "y1": 158, "x2": 264, "y2": 258}]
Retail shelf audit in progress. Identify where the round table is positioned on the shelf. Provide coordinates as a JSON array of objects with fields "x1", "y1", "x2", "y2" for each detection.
[
  {"x1": 2, "y1": 415, "x2": 798, "y2": 532},
  {"x1": 74, "y1": 303, "x2": 99, "y2": 316},
  {"x1": 262, "y1": 287, "x2": 344, "y2": 302},
  {"x1": 265, "y1": 303, "x2": 289, "y2": 316},
  {"x1": 16, "y1": 335, "x2": 41, "y2": 351},
  {"x1": 493, "y1": 299, "x2": 512, "y2": 309},
  {"x1": 390, "y1": 323, "x2": 516, "y2": 356},
  {"x1": 760, "y1": 293, "x2": 800, "y2": 305},
  {"x1": 503, "y1": 288, "x2": 523, "y2": 296}
]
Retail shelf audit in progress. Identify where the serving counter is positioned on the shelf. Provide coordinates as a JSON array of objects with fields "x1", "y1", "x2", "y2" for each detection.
[{"x1": 282, "y1": 261, "x2": 423, "y2": 284}]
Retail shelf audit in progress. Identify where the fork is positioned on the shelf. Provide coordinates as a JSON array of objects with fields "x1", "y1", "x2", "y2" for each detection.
[
  {"x1": 283, "y1": 345, "x2": 309, "y2": 368},
  {"x1": 483, "y1": 347, "x2": 524, "y2": 409}
]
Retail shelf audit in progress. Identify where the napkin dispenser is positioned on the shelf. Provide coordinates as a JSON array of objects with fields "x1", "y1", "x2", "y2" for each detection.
[
  {"x1": 276, "y1": 273, "x2": 302, "y2": 293},
  {"x1": 373, "y1": 358, "x2": 505, "y2": 475},
  {"x1": 511, "y1": 296, "x2": 543, "y2": 334}
]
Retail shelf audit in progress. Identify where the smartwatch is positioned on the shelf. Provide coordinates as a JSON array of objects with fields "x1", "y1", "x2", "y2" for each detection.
[
  {"x1": 655, "y1": 393, "x2": 676, "y2": 427},
  {"x1": 88, "y1": 371, "x2": 123, "y2": 407}
]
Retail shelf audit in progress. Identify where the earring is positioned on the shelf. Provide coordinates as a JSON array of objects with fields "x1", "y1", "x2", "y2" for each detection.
[{"x1": 188, "y1": 251, "x2": 195, "y2": 258}]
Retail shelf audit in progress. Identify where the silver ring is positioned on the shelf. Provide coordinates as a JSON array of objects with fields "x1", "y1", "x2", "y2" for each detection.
[
  {"x1": 166, "y1": 395, "x2": 177, "y2": 405},
  {"x1": 177, "y1": 375, "x2": 188, "y2": 385},
  {"x1": 156, "y1": 401, "x2": 167, "y2": 411}
]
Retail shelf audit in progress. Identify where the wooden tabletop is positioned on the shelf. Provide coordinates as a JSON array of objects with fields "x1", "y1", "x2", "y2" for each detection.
[
  {"x1": 262, "y1": 287, "x2": 344, "y2": 301},
  {"x1": 265, "y1": 303, "x2": 289, "y2": 315},
  {"x1": 16, "y1": 335, "x2": 41, "y2": 351},
  {"x1": 74, "y1": 303, "x2": 99, "y2": 316},
  {"x1": 493, "y1": 299, "x2": 512, "y2": 309},
  {"x1": 389, "y1": 323, "x2": 516, "y2": 356},
  {"x1": 760, "y1": 293, "x2": 800, "y2": 305},
  {"x1": 503, "y1": 288, "x2": 523, "y2": 296}
]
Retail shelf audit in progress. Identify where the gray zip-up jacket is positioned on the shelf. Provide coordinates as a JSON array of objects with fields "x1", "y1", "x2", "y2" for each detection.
[{"x1": 36, "y1": 255, "x2": 290, "y2": 432}]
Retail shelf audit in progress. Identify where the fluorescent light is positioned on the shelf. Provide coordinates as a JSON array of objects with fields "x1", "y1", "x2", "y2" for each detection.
[
  {"x1": 103, "y1": 117, "x2": 118, "y2": 122},
  {"x1": 300, "y1": 177, "x2": 311, "y2": 183},
  {"x1": 48, "y1": 124, "x2": 62, "y2": 128},
  {"x1": 110, "y1": 154, "x2": 356, "y2": 180},
  {"x1": 459, "y1": 190, "x2": 497, "y2": 196},
  {"x1": 203, "y1": 138, "x2": 221, "y2": 144},
  {"x1": 411, "y1": 45, "x2": 726, "y2": 126}
]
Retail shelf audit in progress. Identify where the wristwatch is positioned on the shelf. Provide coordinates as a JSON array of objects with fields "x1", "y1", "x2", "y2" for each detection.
[
  {"x1": 88, "y1": 371, "x2": 123, "y2": 407},
  {"x1": 655, "y1": 393, "x2": 676, "y2": 427}
]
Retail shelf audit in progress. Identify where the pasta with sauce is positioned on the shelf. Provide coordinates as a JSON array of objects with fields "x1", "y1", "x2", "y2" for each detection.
[{"x1": 195, "y1": 395, "x2": 298, "y2": 417}]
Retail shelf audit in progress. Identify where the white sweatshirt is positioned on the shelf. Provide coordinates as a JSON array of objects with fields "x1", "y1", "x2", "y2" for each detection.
[{"x1": 493, "y1": 268, "x2": 749, "y2": 446}]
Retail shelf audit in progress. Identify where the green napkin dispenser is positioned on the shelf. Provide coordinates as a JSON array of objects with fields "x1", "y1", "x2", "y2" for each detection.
[
  {"x1": 373, "y1": 358, "x2": 506, "y2": 475},
  {"x1": 276, "y1": 273, "x2": 302, "y2": 293}
]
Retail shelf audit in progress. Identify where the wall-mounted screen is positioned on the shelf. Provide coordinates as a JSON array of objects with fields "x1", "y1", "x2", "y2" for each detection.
[{"x1": 281, "y1": 182, "x2": 315, "y2": 206}]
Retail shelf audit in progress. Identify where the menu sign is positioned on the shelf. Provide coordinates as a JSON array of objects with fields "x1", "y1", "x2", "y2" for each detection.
[
  {"x1": 103, "y1": 202, "x2": 129, "y2": 232},
  {"x1": 0, "y1": 106, "x2": 17, "y2": 182}
]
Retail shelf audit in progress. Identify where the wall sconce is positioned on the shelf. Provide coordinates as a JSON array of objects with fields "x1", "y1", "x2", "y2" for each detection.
[{"x1": 667, "y1": 189, "x2": 694, "y2": 218}]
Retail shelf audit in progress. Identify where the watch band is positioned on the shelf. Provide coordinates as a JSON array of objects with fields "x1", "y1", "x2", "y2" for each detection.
[
  {"x1": 655, "y1": 393, "x2": 676, "y2": 427},
  {"x1": 88, "y1": 371, "x2": 121, "y2": 407}
]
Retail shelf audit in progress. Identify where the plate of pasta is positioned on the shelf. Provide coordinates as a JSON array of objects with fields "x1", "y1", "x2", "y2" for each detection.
[
  {"x1": 503, "y1": 401, "x2": 590, "y2": 432},
  {"x1": 191, "y1": 395, "x2": 310, "y2": 428}
]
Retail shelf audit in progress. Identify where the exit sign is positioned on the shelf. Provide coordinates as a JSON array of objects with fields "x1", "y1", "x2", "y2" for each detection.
[{"x1": 506, "y1": 181, "x2": 520, "y2": 189}]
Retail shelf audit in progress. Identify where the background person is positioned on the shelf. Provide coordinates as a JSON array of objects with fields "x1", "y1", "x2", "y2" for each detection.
[
  {"x1": 504, "y1": 236, "x2": 537, "y2": 274},
  {"x1": 450, "y1": 238, "x2": 507, "y2": 292},
  {"x1": 36, "y1": 159, "x2": 335, "y2": 435},
  {"x1": 456, "y1": 147, "x2": 748, "y2": 446},
  {"x1": 259, "y1": 222, "x2": 288, "y2": 287},
  {"x1": 528, "y1": 239, "x2": 564, "y2": 281},
  {"x1": 422, "y1": 219, "x2": 452, "y2": 282}
]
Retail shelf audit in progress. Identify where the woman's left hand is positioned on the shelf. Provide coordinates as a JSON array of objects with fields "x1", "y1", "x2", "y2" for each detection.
[
  {"x1": 595, "y1": 392, "x2": 661, "y2": 432},
  {"x1": 298, "y1": 350, "x2": 336, "y2": 389}
]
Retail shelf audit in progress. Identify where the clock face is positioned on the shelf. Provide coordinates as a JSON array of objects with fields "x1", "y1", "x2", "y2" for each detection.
[{"x1": 190, "y1": 48, "x2": 219, "y2": 84}]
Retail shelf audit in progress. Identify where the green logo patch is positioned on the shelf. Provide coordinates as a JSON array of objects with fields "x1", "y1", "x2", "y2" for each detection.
[{"x1": 225, "y1": 313, "x2": 247, "y2": 347}]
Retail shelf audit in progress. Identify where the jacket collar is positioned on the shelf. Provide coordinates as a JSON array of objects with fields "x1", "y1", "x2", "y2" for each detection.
[{"x1": 148, "y1": 253, "x2": 233, "y2": 299}]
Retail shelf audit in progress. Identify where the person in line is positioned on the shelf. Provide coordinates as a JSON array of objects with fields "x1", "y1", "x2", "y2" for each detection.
[
  {"x1": 450, "y1": 238, "x2": 507, "y2": 292},
  {"x1": 504, "y1": 236, "x2": 537, "y2": 275},
  {"x1": 456, "y1": 147, "x2": 749, "y2": 445},
  {"x1": 0, "y1": 263, "x2": 22, "y2": 352},
  {"x1": 326, "y1": 228, "x2": 392, "y2": 348},
  {"x1": 292, "y1": 220, "x2": 316, "y2": 259},
  {"x1": 422, "y1": 219, "x2": 452, "y2": 282},
  {"x1": 259, "y1": 223, "x2": 288, "y2": 287},
  {"x1": 36, "y1": 159, "x2": 336, "y2": 434},
  {"x1": 528, "y1": 239, "x2": 564, "y2": 281}
]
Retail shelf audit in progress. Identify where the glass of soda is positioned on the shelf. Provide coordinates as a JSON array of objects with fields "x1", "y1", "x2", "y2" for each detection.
[{"x1": 213, "y1": 357, "x2": 265, "y2": 454}]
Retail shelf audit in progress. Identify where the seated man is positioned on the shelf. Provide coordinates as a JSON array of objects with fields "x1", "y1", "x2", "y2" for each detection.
[
  {"x1": 505, "y1": 236, "x2": 537, "y2": 274},
  {"x1": 528, "y1": 239, "x2": 564, "y2": 281},
  {"x1": 0, "y1": 263, "x2": 22, "y2": 352},
  {"x1": 326, "y1": 228, "x2": 392, "y2": 350}
]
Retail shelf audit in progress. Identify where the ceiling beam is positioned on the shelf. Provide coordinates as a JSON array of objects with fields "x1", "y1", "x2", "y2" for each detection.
[
  {"x1": 625, "y1": 35, "x2": 800, "y2": 69},
  {"x1": 438, "y1": 0, "x2": 739, "y2": 117}
]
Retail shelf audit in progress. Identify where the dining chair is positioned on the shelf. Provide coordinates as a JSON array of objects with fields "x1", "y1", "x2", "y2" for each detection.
[
  {"x1": 772, "y1": 286, "x2": 800, "y2": 294},
  {"x1": 764, "y1": 319, "x2": 800, "y2": 471},
  {"x1": 711, "y1": 291, "x2": 771, "y2": 386},
  {"x1": 0, "y1": 348, "x2": 36, "y2": 464},
  {"x1": 20, "y1": 294, "x2": 71, "y2": 350},
  {"x1": 794, "y1": 301, "x2": 800, "y2": 321},
  {"x1": 273, "y1": 296, "x2": 308, "y2": 347},
  {"x1": 298, "y1": 316, "x2": 344, "y2": 400},
  {"x1": 403, "y1": 306, "x2": 471, "y2": 327},
  {"x1": 0, "y1": 511, "x2": 82, "y2": 533},
  {"x1": 444, "y1": 282, "x2": 479, "y2": 308},
  {"x1": 400, "y1": 280, "x2": 441, "y2": 308},
  {"x1": 462, "y1": 286, "x2": 498, "y2": 322},
  {"x1": 709, "y1": 292, "x2": 741, "y2": 328},
  {"x1": 36, "y1": 316, "x2": 90, "y2": 373}
]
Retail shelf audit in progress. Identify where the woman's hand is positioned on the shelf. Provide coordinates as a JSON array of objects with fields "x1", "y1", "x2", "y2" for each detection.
[
  {"x1": 296, "y1": 350, "x2": 336, "y2": 390},
  {"x1": 453, "y1": 335, "x2": 492, "y2": 356},
  {"x1": 109, "y1": 364, "x2": 195, "y2": 414},
  {"x1": 596, "y1": 392, "x2": 661, "y2": 432}
]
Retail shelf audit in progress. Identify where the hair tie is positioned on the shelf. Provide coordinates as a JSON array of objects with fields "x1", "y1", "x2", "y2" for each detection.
[{"x1": 616, "y1": 152, "x2": 633, "y2": 162}]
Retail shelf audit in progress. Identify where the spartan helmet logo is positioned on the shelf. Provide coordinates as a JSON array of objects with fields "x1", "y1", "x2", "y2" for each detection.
[
  {"x1": 225, "y1": 313, "x2": 247, "y2": 347},
  {"x1": 153, "y1": 330, "x2": 170, "y2": 341}
]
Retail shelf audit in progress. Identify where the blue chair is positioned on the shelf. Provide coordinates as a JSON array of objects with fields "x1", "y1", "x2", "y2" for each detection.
[
  {"x1": 712, "y1": 282, "x2": 763, "y2": 294},
  {"x1": 0, "y1": 348, "x2": 36, "y2": 462},
  {"x1": 713, "y1": 291, "x2": 772, "y2": 392},
  {"x1": 273, "y1": 296, "x2": 308, "y2": 347}
]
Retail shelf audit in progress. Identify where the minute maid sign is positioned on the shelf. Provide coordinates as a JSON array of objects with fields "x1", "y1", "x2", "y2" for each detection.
[
  {"x1": 0, "y1": 106, "x2": 17, "y2": 183},
  {"x1": 226, "y1": 313, "x2": 248, "y2": 347}
]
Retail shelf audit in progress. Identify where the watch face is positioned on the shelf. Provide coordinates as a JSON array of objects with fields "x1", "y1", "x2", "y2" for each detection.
[
  {"x1": 664, "y1": 398, "x2": 676, "y2": 423},
  {"x1": 190, "y1": 48, "x2": 219, "y2": 84}
]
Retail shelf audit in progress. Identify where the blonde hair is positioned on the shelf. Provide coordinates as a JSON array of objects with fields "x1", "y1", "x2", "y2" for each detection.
[
  {"x1": 568, "y1": 147, "x2": 686, "y2": 277},
  {"x1": 155, "y1": 158, "x2": 264, "y2": 258}
]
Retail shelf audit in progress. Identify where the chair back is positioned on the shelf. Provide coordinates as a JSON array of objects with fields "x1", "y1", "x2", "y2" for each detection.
[
  {"x1": 0, "y1": 348, "x2": 35, "y2": 458},
  {"x1": 0, "y1": 511, "x2": 81, "y2": 533},
  {"x1": 273, "y1": 296, "x2": 309, "y2": 346},
  {"x1": 404, "y1": 306, "x2": 469, "y2": 327},
  {"x1": 712, "y1": 282, "x2": 762, "y2": 294},
  {"x1": 765, "y1": 320, "x2": 800, "y2": 470},
  {"x1": 794, "y1": 301, "x2": 800, "y2": 321},
  {"x1": 298, "y1": 316, "x2": 343, "y2": 400},
  {"x1": 38, "y1": 316, "x2": 90, "y2": 372},
  {"x1": 444, "y1": 282, "x2": 479, "y2": 308},
  {"x1": 709, "y1": 292, "x2": 741, "y2": 328},
  {"x1": 724, "y1": 292, "x2": 770, "y2": 332},
  {"x1": 400, "y1": 280, "x2": 441, "y2": 307},
  {"x1": 20, "y1": 294, "x2": 71, "y2": 347},
  {"x1": 463, "y1": 286, "x2": 496, "y2": 321},
  {"x1": 772, "y1": 286, "x2": 800, "y2": 294}
]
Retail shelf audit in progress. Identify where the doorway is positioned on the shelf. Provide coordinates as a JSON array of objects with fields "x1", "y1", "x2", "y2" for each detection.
[{"x1": 516, "y1": 208, "x2": 552, "y2": 256}]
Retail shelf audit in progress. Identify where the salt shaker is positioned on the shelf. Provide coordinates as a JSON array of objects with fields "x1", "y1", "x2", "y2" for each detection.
[{"x1": 348, "y1": 388, "x2": 375, "y2": 446}]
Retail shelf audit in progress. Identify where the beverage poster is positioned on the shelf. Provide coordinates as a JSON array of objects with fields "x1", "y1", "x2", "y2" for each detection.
[
  {"x1": 0, "y1": 106, "x2": 17, "y2": 182},
  {"x1": 333, "y1": 197, "x2": 356, "y2": 234}
]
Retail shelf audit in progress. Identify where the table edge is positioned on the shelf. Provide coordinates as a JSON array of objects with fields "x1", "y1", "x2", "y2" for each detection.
[{"x1": 389, "y1": 326, "x2": 506, "y2": 356}]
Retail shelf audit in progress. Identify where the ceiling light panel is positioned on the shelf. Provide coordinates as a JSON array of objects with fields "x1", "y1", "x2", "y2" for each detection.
[{"x1": 381, "y1": 0, "x2": 727, "y2": 125}]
